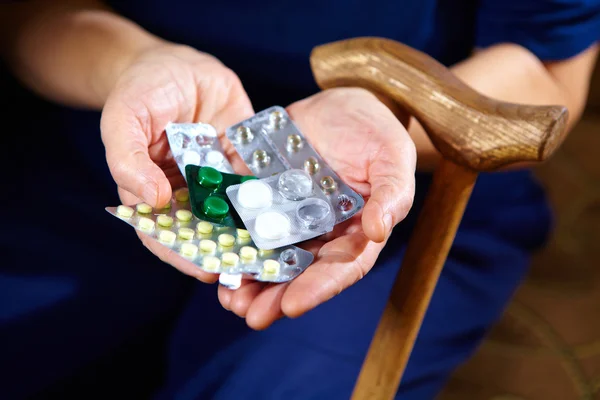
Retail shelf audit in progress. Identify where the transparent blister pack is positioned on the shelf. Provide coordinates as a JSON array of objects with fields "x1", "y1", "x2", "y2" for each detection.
[
  {"x1": 165, "y1": 122, "x2": 234, "y2": 178},
  {"x1": 226, "y1": 106, "x2": 364, "y2": 224},
  {"x1": 226, "y1": 169, "x2": 335, "y2": 250},
  {"x1": 105, "y1": 189, "x2": 314, "y2": 285}
]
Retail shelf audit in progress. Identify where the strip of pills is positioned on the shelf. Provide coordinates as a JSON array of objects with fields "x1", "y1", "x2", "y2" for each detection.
[
  {"x1": 165, "y1": 122, "x2": 234, "y2": 179},
  {"x1": 106, "y1": 195, "x2": 314, "y2": 284},
  {"x1": 225, "y1": 118, "x2": 289, "y2": 177},
  {"x1": 225, "y1": 106, "x2": 364, "y2": 224},
  {"x1": 226, "y1": 169, "x2": 335, "y2": 250},
  {"x1": 185, "y1": 165, "x2": 255, "y2": 228}
]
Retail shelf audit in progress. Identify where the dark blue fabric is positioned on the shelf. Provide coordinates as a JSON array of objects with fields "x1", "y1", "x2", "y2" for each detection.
[{"x1": 1, "y1": 0, "x2": 598, "y2": 398}]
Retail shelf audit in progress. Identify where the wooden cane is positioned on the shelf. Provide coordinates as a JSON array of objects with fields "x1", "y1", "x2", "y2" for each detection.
[{"x1": 309, "y1": 37, "x2": 569, "y2": 399}]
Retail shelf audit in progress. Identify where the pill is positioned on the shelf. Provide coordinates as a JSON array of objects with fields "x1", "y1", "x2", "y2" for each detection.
[
  {"x1": 199, "y1": 239, "x2": 217, "y2": 253},
  {"x1": 178, "y1": 227, "x2": 195, "y2": 240},
  {"x1": 221, "y1": 252, "x2": 239, "y2": 266},
  {"x1": 182, "y1": 150, "x2": 201, "y2": 166},
  {"x1": 304, "y1": 157, "x2": 320, "y2": 175},
  {"x1": 180, "y1": 243, "x2": 198, "y2": 258},
  {"x1": 219, "y1": 273, "x2": 242, "y2": 289},
  {"x1": 116, "y1": 205, "x2": 134, "y2": 218},
  {"x1": 202, "y1": 256, "x2": 221, "y2": 271},
  {"x1": 337, "y1": 194, "x2": 356, "y2": 212},
  {"x1": 237, "y1": 179, "x2": 273, "y2": 209},
  {"x1": 278, "y1": 169, "x2": 313, "y2": 200},
  {"x1": 176, "y1": 209, "x2": 193, "y2": 222},
  {"x1": 196, "y1": 221, "x2": 214, "y2": 234},
  {"x1": 255, "y1": 211, "x2": 291, "y2": 240},
  {"x1": 138, "y1": 217, "x2": 155, "y2": 231},
  {"x1": 320, "y1": 176, "x2": 337, "y2": 194},
  {"x1": 175, "y1": 188, "x2": 189, "y2": 202},
  {"x1": 218, "y1": 233, "x2": 235, "y2": 247},
  {"x1": 205, "y1": 150, "x2": 224, "y2": 166},
  {"x1": 237, "y1": 237, "x2": 251, "y2": 246},
  {"x1": 240, "y1": 246, "x2": 258, "y2": 261},
  {"x1": 240, "y1": 175, "x2": 258, "y2": 183},
  {"x1": 160, "y1": 201, "x2": 172, "y2": 210},
  {"x1": 236, "y1": 228, "x2": 250, "y2": 238},
  {"x1": 197, "y1": 166, "x2": 223, "y2": 189},
  {"x1": 263, "y1": 259, "x2": 281, "y2": 275},
  {"x1": 202, "y1": 196, "x2": 229, "y2": 219},
  {"x1": 236, "y1": 126, "x2": 254, "y2": 144},
  {"x1": 157, "y1": 215, "x2": 174, "y2": 227},
  {"x1": 136, "y1": 203, "x2": 153, "y2": 214},
  {"x1": 286, "y1": 134, "x2": 303, "y2": 152},
  {"x1": 269, "y1": 110, "x2": 285, "y2": 129},
  {"x1": 259, "y1": 249, "x2": 274, "y2": 258},
  {"x1": 158, "y1": 230, "x2": 176, "y2": 245},
  {"x1": 252, "y1": 149, "x2": 270, "y2": 168}
]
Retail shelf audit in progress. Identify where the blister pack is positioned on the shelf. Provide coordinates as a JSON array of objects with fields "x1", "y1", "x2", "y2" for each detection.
[
  {"x1": 185, "y1": 165, "x2": 254, "y2": 228},
  {"x1": 105, "y1": 190, "x2": 314, "y2": 285},
  {"x1": 226, "y1": 169, "x2": 335, "y2": 250},
  {"x1": 165, "y1": 122, "x2": 234, "y2": 178},
  {"x1": 225, "y1": 106, "x2": 364, "y2": 224}
]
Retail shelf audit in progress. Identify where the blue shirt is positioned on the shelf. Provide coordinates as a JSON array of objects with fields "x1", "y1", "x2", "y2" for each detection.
[{"x1": 1, "y1": 0, "x2": 599, "y2": 398}]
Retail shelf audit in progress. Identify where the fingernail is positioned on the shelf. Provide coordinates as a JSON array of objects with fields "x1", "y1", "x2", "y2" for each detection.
[
  {"x1": 384, "y1": 213, "x2": 393, "y2": 235},
  {"x1": 142, "y1": 183, "x2": 158, "y2": 205}
]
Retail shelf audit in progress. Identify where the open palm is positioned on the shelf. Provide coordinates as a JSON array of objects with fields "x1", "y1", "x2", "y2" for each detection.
[{"x1": 218, "y1": 88, "x2": 416, "y2": 329}]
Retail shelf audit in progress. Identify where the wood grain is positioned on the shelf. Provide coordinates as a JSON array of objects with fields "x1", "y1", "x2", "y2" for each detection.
[
  {"x1": 310, "y1": 37, "x2": 569, "y2": 171},
  {"x1": 350, "y1": 160, "x2": 477, "y2": 400},
  {"x1": 309, "y1": 37, "x2": 571, "y2": 400}
]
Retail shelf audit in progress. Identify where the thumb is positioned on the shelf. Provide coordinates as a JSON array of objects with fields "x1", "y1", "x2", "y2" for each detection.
[
  {"x1": 101, "y1": 100, "x2": 172, "y2": 208},
  {"x1": 362, "y1": 147, "x2": 416, "y2": 243}
]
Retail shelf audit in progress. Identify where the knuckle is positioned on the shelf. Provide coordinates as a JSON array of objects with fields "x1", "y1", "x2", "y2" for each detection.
[{"x1": 220, "y1": 67, "x2": 243, "y2": 89}]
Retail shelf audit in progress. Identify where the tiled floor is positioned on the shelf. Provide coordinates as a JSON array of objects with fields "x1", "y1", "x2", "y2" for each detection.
[{"x1": 438, "y1": 74, "x2": 600, "y2": 399}]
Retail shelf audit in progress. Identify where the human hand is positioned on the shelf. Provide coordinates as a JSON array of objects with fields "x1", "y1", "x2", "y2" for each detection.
[
  {"x1": 100, "y1": 43, "x2": 254, "y2": 283},
  {"x1": 218, "y1": 87, "x2": 417, "y2": 329}
]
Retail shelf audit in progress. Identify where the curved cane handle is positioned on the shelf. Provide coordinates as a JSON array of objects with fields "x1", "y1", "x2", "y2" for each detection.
[{"x1": 310, "y1": 37, "x2": 569, "y2": 171}]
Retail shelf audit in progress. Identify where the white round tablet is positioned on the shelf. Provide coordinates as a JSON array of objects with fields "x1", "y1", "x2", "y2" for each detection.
[
  {"x1": 205, "y1": 150, "x2": 224, "y2": 166},
  {"x1": 254, "y1": 211, "x2": 291, "y2": 240},
  {"x1": 237, "y1": 180, "x2": 273, "y2": 209},
  {"x1": 182, "y1": 150, "x2": 201, "y2": 166},
  {"x1": 219, "y1": 273, "x2": 242, "y2": 290}
]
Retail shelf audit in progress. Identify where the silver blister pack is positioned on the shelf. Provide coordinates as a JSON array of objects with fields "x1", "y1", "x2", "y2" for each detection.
[
  {"x1": 225, "y1": 119, "x2": 288, "y2": 177},
  {"x1": 105, "y1": 188, "x2": 314, "y2": 285},
  {"x1": 225, "y1": 106, "x2": 364, "y2": 224},
  {"x1": 165, "y1": 122, "x2": 234, "y2": 178},
  {"x1": 226, "y1": 169, "x2": 335, "y2": 250}
]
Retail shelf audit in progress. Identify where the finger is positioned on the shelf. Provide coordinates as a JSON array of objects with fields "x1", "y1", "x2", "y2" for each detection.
[
  {"x1": 362, "y1": 126, "x2": 416, "y2": 243},
  {"x1": 118, "y1": 187, "x2": 142, "y2": 206},
  {"x1": 217, "y1": 284, "x2": 233, "y2": 310},
  {"x1": 294, "y1": 238, "x2": 325, "y2": 258},
  {"x1": 221, "y1": 280, "x2": 267, "y2": 318},
  {"x1": 195, "y1": 67, "x2": 255, "y2": 134},
  {"x1": 101, "y1": 97, "x2": 173, "y2": 208},
  {"x1": 281, "y1": 232, "x2": 385, "y2": 318},
  {"x1": 245, "y1": 282, "x2": 289, "y2": 330},
  {"x1": 194, "y1": 68, "x2": 256, "y2": 176},
  {"x1": 137, "y1": 232, "x2": 219, "y2": 284}
]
